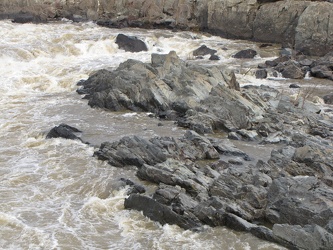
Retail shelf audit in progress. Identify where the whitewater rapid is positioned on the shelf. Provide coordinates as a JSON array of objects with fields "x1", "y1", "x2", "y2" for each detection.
[{"x1": 0, "y1": 19, "x2": 287, "y2": 249}]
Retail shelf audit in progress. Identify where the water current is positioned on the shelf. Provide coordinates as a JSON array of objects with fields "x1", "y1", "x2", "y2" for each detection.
[{"x1": 0, "y1": 19, "x2": 312, "y2": 249}]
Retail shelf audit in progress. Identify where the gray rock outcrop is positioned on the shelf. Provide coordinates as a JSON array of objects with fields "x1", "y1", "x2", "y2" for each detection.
[
  {"x1": 84, "y1": 53, "x2": 333, "y2": 249},
  {"x1": 77, "y1": 51, "x2": 263, "y2": 133}
]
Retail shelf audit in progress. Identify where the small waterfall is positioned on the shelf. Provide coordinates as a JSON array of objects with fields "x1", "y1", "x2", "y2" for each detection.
[
  {"x1": 267, "y1": 71, "x2": 286, "y2": 80},
  {"x1": 304, "y1": 71, "x2": 312, "y2": 79}
]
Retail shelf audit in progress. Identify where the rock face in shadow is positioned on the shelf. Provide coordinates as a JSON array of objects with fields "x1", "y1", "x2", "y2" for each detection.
[{"x1": 77, "y1": 51, "x2": 264, "y2": 133}]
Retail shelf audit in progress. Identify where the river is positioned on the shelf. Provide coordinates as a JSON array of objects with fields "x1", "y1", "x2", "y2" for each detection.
[{"x1": 0, "y1": 19, "x2": 298, "y2": 249}]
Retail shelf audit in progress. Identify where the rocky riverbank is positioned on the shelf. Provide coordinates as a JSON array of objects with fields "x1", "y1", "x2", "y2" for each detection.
[
  {"x1": 63, "y1": 49, "x2": 333, "y2": 249},
  {"x1": 1, "y1": 0, "x2": 333, "y2": 57}
]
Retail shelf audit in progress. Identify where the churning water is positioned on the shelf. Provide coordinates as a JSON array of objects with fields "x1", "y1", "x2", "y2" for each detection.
[{"x1": 0, "y1": 20, "x2": 287, "y2": 249}]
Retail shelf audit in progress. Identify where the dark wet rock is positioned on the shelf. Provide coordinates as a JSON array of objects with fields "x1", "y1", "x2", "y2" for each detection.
[
  {"x1": 259, "y1": 43, "x2": 273, "y2": 48},
  {"x1": 289, "y1": 83, "x2": 300, "y2": 88},
  {"x1": 46, "y1": 124, "x2": 82, "y2": 141},
  {"x1": 323, "y1": 93, "x2": 333, "y2": 104},
  {"x1": 265, "y1": 60, "x2": 278, "y2": 67},
  {"x1": 255, "y1": 69, "x2": 267, "y2": 79},
  {"x1": 94, "y1": 101, "x2": 333, "y2": 249},
  {"x1": 209, "y1": 54, "x2": 220, "y2": 61},
  {"x1": 192, "y1": 45, "x2": 217, "y2": 57},
  {"x1": 115, "y1": 34, "x2": 148, "y2": 52},
  {"x1": 233, "y1": 49, "x2": 257, "y2": 59}
]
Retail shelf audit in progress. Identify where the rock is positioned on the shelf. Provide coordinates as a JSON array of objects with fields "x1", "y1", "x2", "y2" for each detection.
[
  {"x1": 278, "y1": 62, "x2": 304, "y2": 79},
  {"x1": 253, "y1": 1, "x2": 309, "y2": 47},
  {"x1": 115, "y1": 34, "x2": 148, "y2": 52},
  {"x1": 273, "y1": 224, "x2": 333, "y2": 250},
  {"x1": 289, "y1": 83, "x2": 300, "y2": 88},
  {"x1": 299, "y1": 58, "x2": 314, "y2": 67},
  {"x1": 46, "y1": 124, "x2": 82, "y2": 141},
  {"x1": 255, "y1": 69, "x2": 267, "y2": 79},
  {"x1": 119, "y1": 178, "x2": 146, "y2": 195},
  {"x1": 193, "y1": 45, "x2": 217, "y2": 57},
  {"x1": 279, "y1": 48, "x2": 293, "y2": 57},
  {"x1": 295, "y1": 2, "x2": 333, "y2": 56},
  {"x1": 207, "y1": 0, "x2": 258, "y2": 39},
  {"x1": 311, "y1": 65, "x2": 333, "y2": 79},
  {"x1": 209, "y1": 54, "x2": 220, "y2": 60},
  {"x1": 323, "y1": 93, "x2": 333, "y2": 104},
  {"x1": 236, "y1": 129, "x2": 260, "y2": 141},
  {"x1": 266, "y1": 176, "x2": 333, "y2": 226},
  {"x1": 265, "y1": 60, "x2": 278, "y2": 67},
  {"x1": 78, "y1": 52, "x2": 264, "y2": 133},
  {"x1": 233, "y1": 49, "x2": 257, "y2": 59},
  {"x1": 124, "y1": 194, "x2": 201, "y2": 230},
  {"x1": 228, "y1": 132, "x2": 242, "y2": 140}
]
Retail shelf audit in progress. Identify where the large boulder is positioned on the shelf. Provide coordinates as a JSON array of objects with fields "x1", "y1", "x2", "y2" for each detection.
[
  {"x1": 77, "y1": 51, "x2": 264, "y2": 133},
  {"x1": 115, "y1": 34, "x2": 148, "y2": 52}
]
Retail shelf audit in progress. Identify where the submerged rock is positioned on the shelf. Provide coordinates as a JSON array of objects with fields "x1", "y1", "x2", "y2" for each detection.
[{"x1": 46, "y1": 124, "x2": 82, "y2": 141}]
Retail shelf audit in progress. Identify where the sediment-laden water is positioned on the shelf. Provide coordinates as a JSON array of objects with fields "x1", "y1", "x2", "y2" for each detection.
[{"x1": 0, "y1": 19, "x2": 300, "y2": 249}]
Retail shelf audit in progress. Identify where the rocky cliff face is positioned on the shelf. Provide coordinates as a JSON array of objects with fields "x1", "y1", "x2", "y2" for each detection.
[{"x1": 1, "y1": 0, "x2": 332, "y2": 55}]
